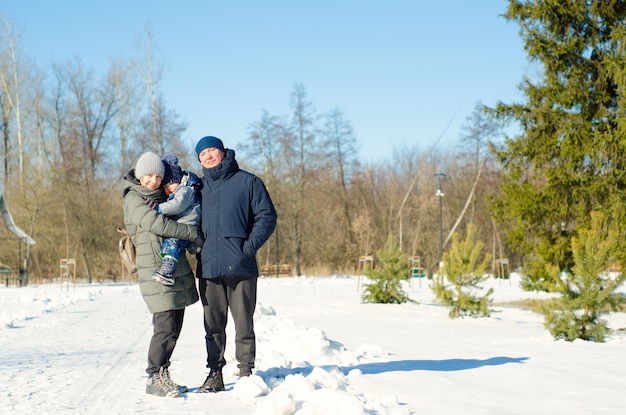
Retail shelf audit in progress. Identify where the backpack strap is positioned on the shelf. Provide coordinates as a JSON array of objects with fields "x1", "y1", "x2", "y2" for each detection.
[{"x1": 116, "y1": 225, "x2": 141, "y2": 246}]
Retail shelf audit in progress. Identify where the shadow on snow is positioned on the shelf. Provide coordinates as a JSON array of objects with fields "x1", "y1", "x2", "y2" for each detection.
[
  {"x1": 258, "y1": 356, "x2": 529, "y2": 380},
  {"x1": 341, "y1": 356, "x2": 529, "y2": 374}
]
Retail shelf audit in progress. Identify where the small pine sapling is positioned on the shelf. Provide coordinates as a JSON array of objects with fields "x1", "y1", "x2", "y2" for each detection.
[
  {"x1": 362, "y1": 235, "x2": 411, "y2": 304},
  {"x1": 542, "y1": 212, "x2": 626, "y2": 342},
  {"x1": 520, "y1": 254, "x2": 564, "y2": 293},
  {"x1": 432, "y1": 225, "x2": 493, "y2": 318}
]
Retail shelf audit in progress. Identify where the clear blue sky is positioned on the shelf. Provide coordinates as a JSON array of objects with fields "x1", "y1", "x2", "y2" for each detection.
[{"x1": 1, "y1": 1, "x2": 530, "y2": 163}]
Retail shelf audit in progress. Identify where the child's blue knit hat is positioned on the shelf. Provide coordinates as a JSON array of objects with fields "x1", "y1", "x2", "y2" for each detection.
[{"x1": 162, "y1": 154, "x2": 183, "y2": 184}]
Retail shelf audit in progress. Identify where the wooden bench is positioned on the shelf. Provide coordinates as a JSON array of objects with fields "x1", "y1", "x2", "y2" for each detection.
[
  {"x1": 1, "y1": 268, "x2": 26, "y2": 287},
  {"x1": 259, "y1": 264, "x2": 292, "y2": 277}
]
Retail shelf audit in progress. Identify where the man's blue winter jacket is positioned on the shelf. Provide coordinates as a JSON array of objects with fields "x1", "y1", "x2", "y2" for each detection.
[{"x1": 197, "y1": 149, "x2": 277, "y2": 279}]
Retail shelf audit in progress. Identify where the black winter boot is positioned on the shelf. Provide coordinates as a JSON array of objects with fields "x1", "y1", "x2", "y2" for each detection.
[{"x1": 198, "y1": 369, "x2": 225, "y2": 393}]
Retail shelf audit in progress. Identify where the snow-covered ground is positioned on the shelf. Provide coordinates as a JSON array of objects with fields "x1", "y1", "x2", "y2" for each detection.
[{"x1": 1, "y1": 274, "x2": 625, "y2": 415}]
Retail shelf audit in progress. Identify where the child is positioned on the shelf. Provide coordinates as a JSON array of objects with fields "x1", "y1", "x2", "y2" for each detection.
[{"x1": 145, "y1": 154, "x2": 202, "y2": 285}]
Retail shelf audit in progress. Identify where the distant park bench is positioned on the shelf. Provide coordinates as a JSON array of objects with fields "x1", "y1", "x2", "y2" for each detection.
[
  {"x1": 1, "y1": 268, "x2": 26, "y2": 287},
  {"x1": 259, "y1": 264, "x2": 292, "y2": 277}
]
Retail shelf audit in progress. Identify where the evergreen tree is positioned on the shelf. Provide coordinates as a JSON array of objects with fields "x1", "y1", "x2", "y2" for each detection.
[
  {"x1": 488, "y1": 1, "x2": 626, "y2": 289},
  {"x1": 542, "y1": 212, "x2": 626, "y2": 342},
  {"x1": 362, "y1": 235, "x2": 411, "y2": 304},
  {"x1": 432, "y1": 225, "x2": 493, "y2": 318}
]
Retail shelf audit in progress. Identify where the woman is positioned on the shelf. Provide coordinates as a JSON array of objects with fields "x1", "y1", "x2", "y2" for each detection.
[{"x1": 121, "y1": 151, "x2": 200, "y2": 398}]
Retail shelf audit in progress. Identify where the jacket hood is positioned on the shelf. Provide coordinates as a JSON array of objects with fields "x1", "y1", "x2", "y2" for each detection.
[
  {"x1": 121, "y1": 169, "x2": 140, "y2": 198},
  {"x1": 202, "y1": 148, "x2": 239, "y2": 182}
]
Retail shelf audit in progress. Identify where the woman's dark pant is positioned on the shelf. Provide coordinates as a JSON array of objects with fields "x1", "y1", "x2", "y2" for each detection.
[{"x1": 146, "y1": 308, "x2": 185, "y2": 376}]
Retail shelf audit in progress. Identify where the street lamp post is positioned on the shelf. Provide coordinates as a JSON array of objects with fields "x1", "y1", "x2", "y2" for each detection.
[
  {"x1": 435, "y1": 173, "x2": 446, "y2": 264},
  {"x1": 275, "y1": 204, "x2": 280, "y2": 278}
]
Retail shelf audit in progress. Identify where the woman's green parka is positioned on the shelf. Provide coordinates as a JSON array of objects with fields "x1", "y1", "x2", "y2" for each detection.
[{"x1": 121, "y1": 172, "x2": 199, "y2": 313}]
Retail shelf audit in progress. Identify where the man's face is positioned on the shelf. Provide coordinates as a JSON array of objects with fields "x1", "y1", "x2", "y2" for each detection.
[{"x1": 199, "y1": 147, "x2": 225, "y2": 169}]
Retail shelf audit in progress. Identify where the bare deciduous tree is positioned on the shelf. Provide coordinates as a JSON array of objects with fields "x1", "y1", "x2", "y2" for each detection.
[
  {"x1": 242, "y1": 111, "x2": 289, "y2": 267},
  {"x1": 321, "y1": 107, "x2": 359, "y2": 250},
  {"x1": 284, "y1": 83, "x2": 320, "y2": 276},
  {"x1": 458, "y1": 101, "x2": 500, "y2": 224},
  {"x1": 0, "y1": 14, "x2": 28, "y2": 187},
  {"x1": 108, "y1": 57, "x2": 143, "y2": 174},
  {"x1": 134, "y1": 26, "x2": 187, "y2": 157}
]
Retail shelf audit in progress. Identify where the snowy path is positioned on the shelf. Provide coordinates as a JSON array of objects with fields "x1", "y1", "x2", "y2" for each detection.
[
  {"x1": 2, "y1": 276, "x2": 626, "y2": 414},
  {"x1": 0, "y1": 282, "x2": 412, "y2": 415},
  {"x1": 1, "y1": 286, "x2": 150, "y2": 414}
]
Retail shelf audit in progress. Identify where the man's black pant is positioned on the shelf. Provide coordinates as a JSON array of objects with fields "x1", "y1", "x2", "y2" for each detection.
[{"x1": 199, "y1": 277, "x2": 257, "y2": 373}]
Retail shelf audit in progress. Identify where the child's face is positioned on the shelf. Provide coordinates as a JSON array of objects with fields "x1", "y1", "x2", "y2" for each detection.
[
  {"x1": 163, "y1": 182, "x2": 179, "y2": 196},
  {"x1": 140, "y1": 173, "x2": 162, "y2": 191}
]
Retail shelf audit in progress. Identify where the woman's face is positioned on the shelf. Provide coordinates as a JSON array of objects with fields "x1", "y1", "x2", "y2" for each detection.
[{"x1": 140, "y1": 173, "x2": 162, "y2": 191}]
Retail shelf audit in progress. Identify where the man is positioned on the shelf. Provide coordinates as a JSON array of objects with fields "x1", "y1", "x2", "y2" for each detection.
[{"x1": 194, "y1": 135, "x2": 277, "y2": 393}]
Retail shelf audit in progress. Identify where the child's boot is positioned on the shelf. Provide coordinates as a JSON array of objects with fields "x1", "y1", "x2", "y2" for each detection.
[{"x1": 152, "y1": 256, "x2": 176, "y2": 285}]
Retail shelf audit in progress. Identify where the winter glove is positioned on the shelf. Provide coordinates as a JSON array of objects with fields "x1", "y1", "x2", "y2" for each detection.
[
  {"x1": 144, "y1": 198, "x2": 159, "y2": 211},
  {"x1": 187, "y1": 234, "x2": 205, "y2": 254},
  {"x1": 243, "y1": 241, "x2": 256, "y2": 257},
  {"x1": 187, "y1": 242, "x2": 200, "y2": 255}
]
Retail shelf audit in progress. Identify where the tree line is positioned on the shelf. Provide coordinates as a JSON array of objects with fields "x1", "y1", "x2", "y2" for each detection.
[
  {"x1": 0, "y1": 17, "x2": 504, "y2": 282},
  {"x1": 3, "y1": 1, "x2": 626, "y2": 294}
]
